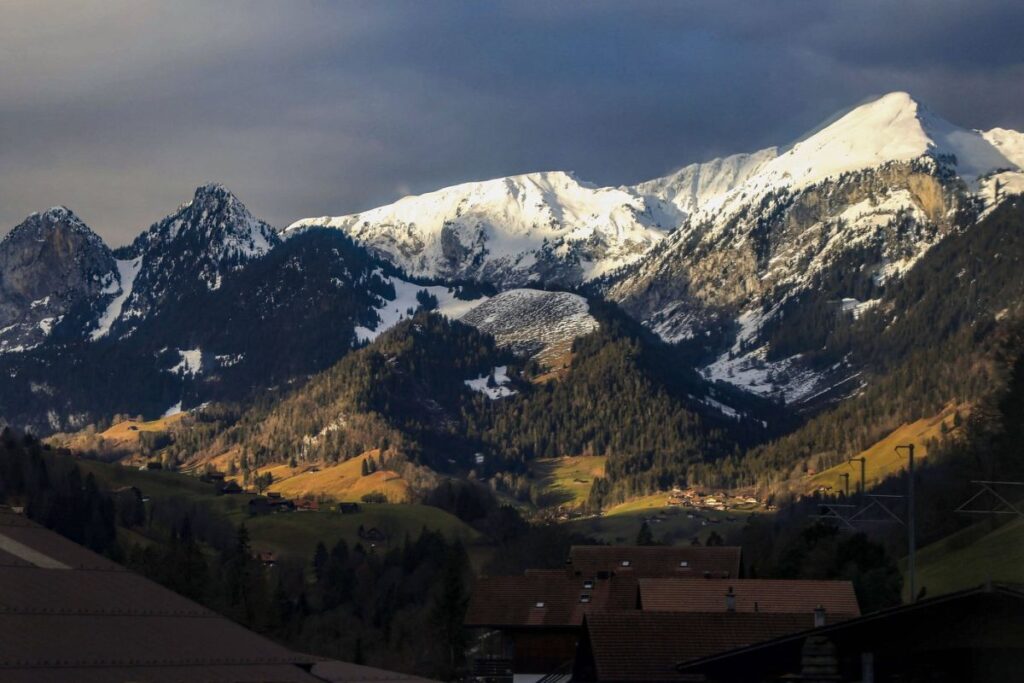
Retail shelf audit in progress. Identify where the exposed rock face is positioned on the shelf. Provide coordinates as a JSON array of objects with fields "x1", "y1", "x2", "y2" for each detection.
[{"x1": 0, "y1": 207, "x2": 116, "y2": 352}]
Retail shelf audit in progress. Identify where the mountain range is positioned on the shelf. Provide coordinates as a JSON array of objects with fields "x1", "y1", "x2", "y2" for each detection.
[{"x1": 3, "y1": 91, "x2": 1024, "y2": 503}]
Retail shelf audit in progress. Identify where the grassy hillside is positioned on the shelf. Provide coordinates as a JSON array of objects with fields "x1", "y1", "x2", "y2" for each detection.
[
  {"x1": 249, "y1": 450, "x2": 413, "y2": 503},
  {"x1": 73, "y1": 457, "x2": 478, "y2": 559},
  {"x1": 48, "y1": 413, "x2": 188, "y2": 461},
  {"x1": 909, "y1": 518, "x2": 1024, "y2": 600},
  {"x1": 532, "y1": 455, "x2": 606, "y2": 507},
  {"x1": 805, "y1": 404, "x2": 965, "y2": 495}
]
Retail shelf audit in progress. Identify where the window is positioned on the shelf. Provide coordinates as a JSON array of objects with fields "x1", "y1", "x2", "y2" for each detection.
[
  {"x1": 679, "y1": 561, "x2": 689, "y2": 567},
  {"x1": 579, "y1": 594, "x2": 592, "y2": 603},
  {"x1": 620, "y1": 560, "x2": 631, "y2": 567},
  {"x1": 534, "y1": 601, "x2": 545, "y2": 608},
  {"x1": 583, "y1": 580, "x2": 594, "y2": 589}
]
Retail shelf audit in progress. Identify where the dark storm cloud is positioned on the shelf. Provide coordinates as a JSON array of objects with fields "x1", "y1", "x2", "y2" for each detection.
[{"x1": 1, "y1": 0, "x2": 1022, "y2": 244}]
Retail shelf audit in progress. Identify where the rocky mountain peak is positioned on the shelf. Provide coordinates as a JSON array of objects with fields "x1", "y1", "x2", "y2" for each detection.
[{"x1": 0, "y1": 208, "x2": 116, "y2": 353}]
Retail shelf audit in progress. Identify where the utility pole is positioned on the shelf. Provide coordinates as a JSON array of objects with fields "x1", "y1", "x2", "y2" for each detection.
[
  {"x1": 896, "y1": 444, "x2": 916, "y2": 602},
  {"x1": 849, "y1": 456, "x2": 866, "y2": 494},
  {"x1": 840, "y1": 472, "x2": 850, "y2": 497}
]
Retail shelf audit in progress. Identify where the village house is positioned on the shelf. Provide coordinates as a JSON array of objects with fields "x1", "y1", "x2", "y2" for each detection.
[{"x1": 464, "y1": 546, "x2": 864, "y2": 683}]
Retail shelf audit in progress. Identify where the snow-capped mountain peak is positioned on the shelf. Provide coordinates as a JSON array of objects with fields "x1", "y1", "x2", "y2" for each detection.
[
  {"x1": 746, "y1": 91, "x2": 1015, "y2": 194},
  {"x1": 287, "y1": 170, "x2": 674, "y2": 287}
]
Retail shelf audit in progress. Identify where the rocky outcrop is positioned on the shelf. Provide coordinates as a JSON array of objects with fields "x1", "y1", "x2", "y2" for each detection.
[{"x1": 0, "y1": 207, "x2": 116, "y2": 352}]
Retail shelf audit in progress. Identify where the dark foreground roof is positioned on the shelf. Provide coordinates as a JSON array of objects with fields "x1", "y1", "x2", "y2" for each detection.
[
  {"x1": 676, "y1": 583, "x2": 1024, "y2": 679},
  {"x1": 465, "y1": 570, "x2": 637, "y2": 627},
  {"x1": 568, "y1": 545, "x2": 741, "y2": 578},
  {"x1": 0, "y1": 509, "x2": 435, "y2": 683},
  {"x1": 638, "y1": 578, "x2": 860, "y2": 617},
  {"x1": 576, "y1": 611, "x2": 815, "y2": 682}
]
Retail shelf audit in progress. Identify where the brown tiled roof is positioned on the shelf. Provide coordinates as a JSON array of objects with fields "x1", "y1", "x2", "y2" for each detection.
[
  {"x1": 580, "y1": 611, "x2": 815, "y2": 682},
  {"x1": 638, "y1": 578, "x2": 860, "y2": 618},
  {"x1": 465, "y1": 572, "x2": 638, "y2": 628},
  {"x1": 568, "y1": 545, "x2": 741, "y2": 579}
]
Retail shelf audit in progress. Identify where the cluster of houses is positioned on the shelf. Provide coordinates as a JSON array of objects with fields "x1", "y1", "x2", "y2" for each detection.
[
  {"x1": 666, "y1": 488, "x2": 760, "y2": 512},
  {"x1": 464, "y1": 544, "x2": 1023, "y2": 682}
]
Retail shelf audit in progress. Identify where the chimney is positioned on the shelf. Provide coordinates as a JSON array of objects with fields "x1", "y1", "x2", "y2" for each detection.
[
  {"x1": 814, "y1": 604, "x2": 827, "y2": 627},
  {"x1": 725, "y1": 586, "x2": 736, "y2": 613}
]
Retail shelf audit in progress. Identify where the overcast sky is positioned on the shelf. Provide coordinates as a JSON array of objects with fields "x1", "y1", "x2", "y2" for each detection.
[{"x1": 2, "y1": 1, "x2": 1022, "y2": 245}]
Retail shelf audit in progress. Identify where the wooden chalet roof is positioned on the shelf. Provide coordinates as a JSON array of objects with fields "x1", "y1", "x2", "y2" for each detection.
[
  {"x1": 0, "y1": 509, "x2": 436, "y2": 683},
  {"x1": 577, "y1": 611, "x2": 815, "y2": 682},
  {"x1": 568, "y1": 545, "x2": 741, "y2": 578},
  {"x1": 637, "y1": 578, "x2": 860, "y2": 618},
  {"x1": 465, "y1": 570, "x2": 637, "y2": 628}
]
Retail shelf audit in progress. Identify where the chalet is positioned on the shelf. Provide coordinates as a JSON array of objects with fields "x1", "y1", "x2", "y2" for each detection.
[
  {"x1": 199, "y1": 471, "x2": 226, "y2": 485},
  {"x1": 465, "y1": 570, "x2": 638, "y2": 681},
  {"x1": 566, "y1": 544, "x2": 742, "y2": 579},
  {"x1": 358, "y1": 526, "x2": 386, "y2": 542},
  {"x1": 248, "y1": 496, "x2": 295, "y2": 516},
  {"x1": 338, "y1": 502, "x2": 361, "y2": 514},
  {"x1": 220, "y1": 480, "x2": 243, "y2": 495},
  {"x1": 144, "y1": 461, "x2": 163, "y2": 471},
  {"x1": 267, "y1": 491, "x2": 283, "y2": 499},
  {"x1": 677, "y1": 584, "x2": 1024, "y2": 683},
  {"x1": 296, "y1": 498, "x2": 319, "y2": 512},
  {"x1": 257, "y1": 551, "x2": 277, "y2": 567}
]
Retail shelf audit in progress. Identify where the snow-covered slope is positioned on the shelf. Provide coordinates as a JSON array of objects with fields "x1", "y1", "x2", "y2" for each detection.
[
  {"x1": 287, "y1": 171, "x2": 673, "y2": 287},
  {"x1": 982, "y1": 127, "x2": 1024, "y2": 168},
  {"x1": 460, "y1": 289, "x2": 598, "y2": 364},
  {"x1": 631, "y1": 147, "x2": 778, "y2": 220},
  {"x1": 355, "y1": 278, "x2": 599, "y2": 367}
]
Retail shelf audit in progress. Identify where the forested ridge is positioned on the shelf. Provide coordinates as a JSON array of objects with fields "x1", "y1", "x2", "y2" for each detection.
[{"x1": 739, "y1": 199, "x2": 1024, "y2": 491}]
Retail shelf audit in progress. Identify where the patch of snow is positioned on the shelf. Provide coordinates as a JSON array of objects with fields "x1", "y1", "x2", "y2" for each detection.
[
  {"x1": 355, "y1": 273, "x2": 488, "y2": 343},
  {"x1": 37, "y1": 317, "x2": 59, "y2": 336},
  {"x1": 168, "y1": 348, "x2": 203, "y2": 377},
  {"x1": 90, "y1": 257, "x2": 142, "y2": 341},
  {"x1": 162, "y1": 401, "x2": 183, "y2": 418},
  {"x1": 702, "y1": 395, "x2": 739, "y2": 419},
  {"x1": 464, "y1": 366, "x2": 517, "y2": 399}
]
